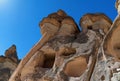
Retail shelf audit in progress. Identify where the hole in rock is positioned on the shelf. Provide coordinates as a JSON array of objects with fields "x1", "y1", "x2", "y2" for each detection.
[
  {"x1": 63, "y1": 56, "x2": 87, "y2": 77},
  {"x1": 42, "y1": 54, "x2": 55, "y2": 68},
  {"x1": 101, "y1": 75, "x2": 105, "y2": 80},
  {"x1": 88, "y1": 26, "x2": 93, "y2": 30},
  {"x1": 115, "y1": 46, "x2": 120, "y2": 50}
]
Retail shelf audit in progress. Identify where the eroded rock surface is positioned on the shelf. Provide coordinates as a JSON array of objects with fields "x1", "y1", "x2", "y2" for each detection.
[
  {"x1": 9, "y1": 1, "x2": 120, "y2": 80},
  {"x1": 0, "y1": 45, "x2": 19, "y2": 81}
]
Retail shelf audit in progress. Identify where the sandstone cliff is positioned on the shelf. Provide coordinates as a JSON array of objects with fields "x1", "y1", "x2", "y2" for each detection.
[
  {"x1": 9, "y1": 1, "x2": 120, "y2": 81},
  {"x1": 0, "y1": 45, "x2": 19, "y2": 81}
]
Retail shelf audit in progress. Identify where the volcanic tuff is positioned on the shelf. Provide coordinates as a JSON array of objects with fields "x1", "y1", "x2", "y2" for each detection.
[
  {"x1": 0, "y1": 45, "x2": 19, "y2": 81},
  {"x1": 7, "y1": 0, "x2": 120, "y2": 81}
]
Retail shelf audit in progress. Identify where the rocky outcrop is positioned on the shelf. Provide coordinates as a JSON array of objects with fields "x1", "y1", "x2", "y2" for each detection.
[
  {"x1": 9, "y1": 10, "x2": 80, "y2": 81},
  {"x1": 5, "y1": 45, "x2": 19, "y2": 63},
  {"x1": 0, "y1": 45, "x2": 19, "y2": 81},
  {"x1": 9, "y1": 1, "x2": 120, "y2": 81},
  {"x1": 80, "y1": 13, "x2": 112, "y2": 34}
]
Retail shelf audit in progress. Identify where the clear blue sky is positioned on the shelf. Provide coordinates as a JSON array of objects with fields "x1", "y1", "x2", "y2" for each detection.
[{"x1": 0, "y1": 0, "x2": 117, "y2": 59}]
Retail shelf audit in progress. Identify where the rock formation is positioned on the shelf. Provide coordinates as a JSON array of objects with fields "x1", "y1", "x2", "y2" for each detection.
[
  {"x1": 80, "y1": 13, "x2": 112, "y2": 34},
  {"x1": 0, "y1": 45, "x2": 19, "y2": 81},
  {"x1": 5, "y1": 45, "x2": 19, "y2": 63},
  {"x1": 9, "y1": 0, "x2": 120, "y2": 81}
]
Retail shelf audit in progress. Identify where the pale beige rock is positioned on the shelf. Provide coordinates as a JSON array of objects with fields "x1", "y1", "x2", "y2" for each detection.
[
  {"x1": 21, "y1": 51, "x2": 45, "y2": 81},
  {"x1": 58, "y1": 16, "x2": 80, "y2": 36},
  {"x1": 9, "y1": 7, "x2": 120, "y2": 81},
  {"x1": 9, "y1": 10, "x2": 80, "y2": 81},
  {"x1": 104, "y1": 15, "x2": 120, "y2": 61},
  {"x1": 57, "y1": 9, "x2": 67, "y2": 17},
  {"x1": 116, "y1": 0, "x2": 120, "y2": 14},
  {"x1": 64, "y1": 56, "x2": 87, "y2": 77},
  {"x1": 57, "y1": 46, "x2": 76, "y2": 56},
  {"x1": 40, "y1": 18, "x2": 60, "y2": 34},
  {"x1": 0, "y1": 45, "x2": 19, "y2": 81},
  {"x1": 80, "y1": 13, "x2": 112, "y2": 34},
  {"x1": 116, "y1": 0, "x2": 119, "y2": 9},
  {"x1": 5, "y1": 45, "x2": 18, "y2": 63},
  {"x1": 90, "y1": 5, "x2": 120, "y2": 80},
  {"x1": 9, "y1": 23, "x2": 59, "y2": 81},
  {"x1": 47, "y1": 9, "x2": 67, "y2": 24}
]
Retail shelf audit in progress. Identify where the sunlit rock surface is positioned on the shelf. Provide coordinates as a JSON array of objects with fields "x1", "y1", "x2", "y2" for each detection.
[
  {"x1": 0, "y1": 45, "x2": 19, "y2": 81},
  {"x1": 9, "y1": 1, "x2": 120, "y2": 81}
]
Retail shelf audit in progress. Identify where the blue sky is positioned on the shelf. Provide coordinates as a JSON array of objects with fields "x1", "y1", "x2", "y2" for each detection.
[{"x1": 0, "y1": 0, "x2": 117, "y2": 59}]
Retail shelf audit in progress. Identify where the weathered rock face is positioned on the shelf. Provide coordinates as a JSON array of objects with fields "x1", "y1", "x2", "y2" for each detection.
[
  {"x1": 0, "y1": 45, "x2": 19, "y2": 81},
  {"x1": 80, "y1": 13, "x2": 112, "y2": 34},
  {"x1": 9, "y1": 1, "x2": 120, "y2": 80},
  {"x1": 5, "y1": 45, "x2": 19, "y2": 63}
]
